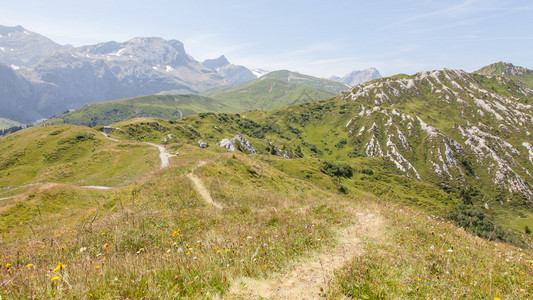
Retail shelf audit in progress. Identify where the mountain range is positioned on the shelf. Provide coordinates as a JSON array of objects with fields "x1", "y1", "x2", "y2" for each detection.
[
  {"x1": 0, "y1": 26, "x2": 255, "y2": 123},
  {"x1": 0, "y1": 25, "x2": 380, "y2": 125}
]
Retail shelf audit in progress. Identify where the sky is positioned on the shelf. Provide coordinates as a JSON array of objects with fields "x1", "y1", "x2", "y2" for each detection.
[{"x1": 1, "y1": 0, "x2": 532, "y2": 77}]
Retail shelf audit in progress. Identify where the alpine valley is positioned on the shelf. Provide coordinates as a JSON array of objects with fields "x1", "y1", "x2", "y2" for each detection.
[{"x1": 1, "y1": 25, "x2": 533, "y2": 299}]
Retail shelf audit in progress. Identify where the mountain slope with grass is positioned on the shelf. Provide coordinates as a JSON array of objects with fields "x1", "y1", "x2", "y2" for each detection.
[
  {"x1": 261, "y1": 70, "x2": 349, "y2": 94},
  {"x1": 0, "y1": 118, "x2": 24, "y2": 130},
  {"x1": 209, "y1": 78, "x2": 337, "y2": 112},
  {"x1": 45, "y1": 94, "x2": 230, "y2": 127},
  {"x1": 46, "y1": 77, "x2": 337, "y2": 127},
  {"x1": 0, "y1": 124, "x2": 159, "y2": 195},
  {"x1": 2, "y1": 64, "x2": 533, "y2": 299}
]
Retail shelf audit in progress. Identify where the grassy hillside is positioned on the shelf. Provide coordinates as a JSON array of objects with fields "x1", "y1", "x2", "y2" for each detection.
[
  {"x1": 210, "y1": 78, "x2": 337, "y2": 112},
  {"x1": 201, "y1": 69, "x2": 349, "y2": 96},
  {"x1": 0, "y1": 125, "x2": 158, "y2": 195},
  {"x1": 262, "y1": 70, "x2": 349, "y2": 94},
  {"x1": 46, "y1": 78, "x2": 338, "y2": 127},
  {"x1": 99, "y1": 67, "x2": 533, "y2": 243},
  {"x1": 0, "y1": 124, "x2": 532, "y2": 298},
  {"x1": 45, "y1": 94, "x2": 229, "y2": 127}
]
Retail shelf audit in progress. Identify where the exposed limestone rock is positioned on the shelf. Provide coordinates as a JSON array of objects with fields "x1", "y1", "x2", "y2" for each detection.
[{"x1": 217, "y1": 134, "x2": 256, "y2": 154}]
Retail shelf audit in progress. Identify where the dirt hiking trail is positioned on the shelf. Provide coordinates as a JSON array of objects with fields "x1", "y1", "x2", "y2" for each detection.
[
  {"x1": 227, "y1": 210, "x2": 385, "y2": 299},
  {"x1": 187, "y1": 161, "x2": 222, "y2": 209}
]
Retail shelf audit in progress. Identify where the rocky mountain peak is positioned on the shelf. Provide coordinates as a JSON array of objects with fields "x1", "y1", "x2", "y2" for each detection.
[
  {"x1": 73, "y1": 37, "x2": 190, "y2": 67},
  {"x1": 0, "y1": 25, "x2": 67, "y2": 67},
  {"x1": 476, "y1": 62, "x2": 532, "y2": 77},
  {"x1": 202, "y1": 55, "x2": 230, "y2": 70},
  {"x1": 0, "y1": 25, "x2": 25, "y2": 35}
]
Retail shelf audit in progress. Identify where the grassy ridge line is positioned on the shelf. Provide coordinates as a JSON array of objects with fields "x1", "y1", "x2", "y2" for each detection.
[
  {"x1": 261, "y1": 70, "x2": 349, "y2": 94},
  {"x1": 45, "y1": 94, "x2": 230, "y2": 127},
  {"x1": 210, "y1": 78, "x2": 337, "y2": 112},
  {"x1": 475, "y1": 61, "x2": 533, "y2": 88},
  {"x1": 201, "y1": 69, "x2": 349, "y2": 96}
]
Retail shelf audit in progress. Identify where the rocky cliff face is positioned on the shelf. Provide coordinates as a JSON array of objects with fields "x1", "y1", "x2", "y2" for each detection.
[{"x1": 0, "y1": 63, "x2": 40, "y2": 123}]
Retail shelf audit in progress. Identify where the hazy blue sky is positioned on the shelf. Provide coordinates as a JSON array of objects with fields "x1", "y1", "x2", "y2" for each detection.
[{"x1": 2, "y1": 0, "x2": 532, "y2": 77}]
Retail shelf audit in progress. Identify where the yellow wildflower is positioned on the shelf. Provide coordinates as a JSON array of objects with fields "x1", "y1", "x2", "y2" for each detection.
[
  {"x1": 51, "y1": 275, "x2": 60, "y2": 282},
  {"x1": 26, "y1": 264, "x2": 34, "y2": 267},
  {"x1": 6, "y1": 263, "x2": 11, "y2": 269},
  {"x1": 173, "y1": 231, "x2": 178, "y2": 237},
  {"x1": 52, "y1": 263, "x2": 64, "y2": 271}
]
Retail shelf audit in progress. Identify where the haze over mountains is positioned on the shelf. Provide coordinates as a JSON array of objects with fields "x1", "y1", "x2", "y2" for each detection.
[
  {"x1": 329, "y1": 67, "x2": 382, "y2": 86},
  {"x1": 0, "y1": 25, "x2": 380, "y2": 124}
]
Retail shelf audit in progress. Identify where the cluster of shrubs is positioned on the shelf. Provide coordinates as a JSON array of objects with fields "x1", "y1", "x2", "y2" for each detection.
[
  {"x1": 0, "y1": 125, "x2": 26, "y2": 136},
  {"x1": 448, "y1": 204, "x2": 527, "y2": 248},
  {"x1": 320, "y1": 161, "x2": 354, "y2": 178}
]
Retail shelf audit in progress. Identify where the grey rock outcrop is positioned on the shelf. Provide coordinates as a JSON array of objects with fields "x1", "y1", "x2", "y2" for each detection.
[{"x1": 218, "y1": 134, "x2": 256, "y2": 154}]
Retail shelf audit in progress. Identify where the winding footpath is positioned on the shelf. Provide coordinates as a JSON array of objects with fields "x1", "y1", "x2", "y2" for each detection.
[
  {"x1": 144, "y1": 142, "x2": 175, "y2": 169},
  {"x1": 1, "y1": 134, "x2": 176, "y2": 200},
  {"x1": 100, "y1": 132, "x2": 175, "y2": 170},
  {"x1": 186, "y1": 161, "x2": 222, "y2": 209}
]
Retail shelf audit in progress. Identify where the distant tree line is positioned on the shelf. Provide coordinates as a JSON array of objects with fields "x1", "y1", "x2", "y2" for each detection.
[{"x1": 0, "y1": 125, "x2": 30, "y2": 136}]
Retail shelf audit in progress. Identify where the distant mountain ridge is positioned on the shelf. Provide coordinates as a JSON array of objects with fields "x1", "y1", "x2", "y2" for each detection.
[
  {"x1": 0, "y1": 26, "x2": 256, "y2": 123},
  {"x1": 329, "y1": 68, "x2": 382, "y2": 86},
  {"x1": 0, "y1": 25, "x2": 68, "y2": 67}
]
